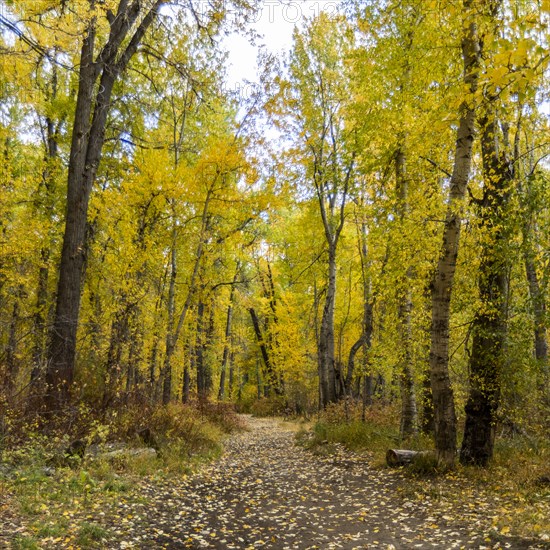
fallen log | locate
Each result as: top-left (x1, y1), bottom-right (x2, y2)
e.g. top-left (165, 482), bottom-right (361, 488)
top-left (386, 449), bottom-right (432, 467)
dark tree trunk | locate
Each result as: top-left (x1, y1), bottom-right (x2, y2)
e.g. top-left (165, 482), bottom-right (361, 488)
top-left (125, 315), bottom-right (142, 395)
top-left (182, 361), bottom-right (190, 404)
top-left (228, 350), bottom-right (235, 398)
top-left (196, 301), bottom-right (209, 401)
top-left (460, 114), bottom-right (512, 466)
top-left (162, 229), bottom-right (178, 405)
top-left (45, 0), bottom-right (164, 411)
top-left (102, 310), bottom-right (128, 408)
top-left (218, 269), bottom-right (238, 400)
top-left (149, 333), bottom-right (160, 400)
top-left (31, 111), bottom-right (60, 388)
top-left (420, 365), bottom-right (435, 435)
top-left (31, 249), bottom-right (50, 385)
top-left (249, 307), bottom-right (281, 395)
top-left (5, 298), bottom-right (20, 397)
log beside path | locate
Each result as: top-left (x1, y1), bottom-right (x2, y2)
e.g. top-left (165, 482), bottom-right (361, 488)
top-left (386, 448), bottom-right (433, 467)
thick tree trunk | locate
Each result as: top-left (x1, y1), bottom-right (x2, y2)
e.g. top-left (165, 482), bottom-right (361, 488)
top-left (429, 0), bottom-right (481, 466)
top-left (45, 22), bottom-right (99, 409)
top-left (45, 0), bottom-right (163, 411)
top-left (460, 114), bottom-right (512, 466)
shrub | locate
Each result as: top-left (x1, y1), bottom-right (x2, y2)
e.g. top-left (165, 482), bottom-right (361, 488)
top-left (250, 396), bottom-right (287, 417)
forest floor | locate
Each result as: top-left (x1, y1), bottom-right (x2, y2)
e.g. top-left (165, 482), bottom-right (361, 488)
top-left (1, 415), bottom-right (549, 549)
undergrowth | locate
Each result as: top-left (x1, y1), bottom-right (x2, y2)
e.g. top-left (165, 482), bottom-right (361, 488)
top-left (298, 398), bottom-right (550, 543)
top-left (0, 401), bottom-right (243, 548)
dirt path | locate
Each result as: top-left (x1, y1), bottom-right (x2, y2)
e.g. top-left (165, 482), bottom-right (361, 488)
top-left (105, 416), bottom-right (545, 549)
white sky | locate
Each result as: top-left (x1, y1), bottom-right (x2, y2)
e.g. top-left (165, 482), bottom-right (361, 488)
top-left (223, 1), bottom-right (342, 86)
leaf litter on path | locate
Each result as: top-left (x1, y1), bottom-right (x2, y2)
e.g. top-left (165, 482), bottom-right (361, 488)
top-left (3, 416), bottom-right (548, 549)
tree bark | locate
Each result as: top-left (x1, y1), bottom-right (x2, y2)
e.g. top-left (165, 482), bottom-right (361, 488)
top-left (45, 0), bottom-right (164, 411)
top-left (5, 297), bottom-right (20, 397)
top-left (521, 172), bottom-right (549, 401)
top-left (196, 300), bottom-right (212, 402)
top-left (345, 219), bottom-right (375, 395)
top-left (319, 246), bottom-right (339, 405)
top-left (162, 227), bottom-right (178, 405)
top-left (395, 147), bottom-right (418, 439)
top-left (249, 307), bottom-right (281, 395)
top-left (460, 114), bottom-right (512, 466)
top-left (429, 0), bottom-right (481, 466)
top-left (218, 270), bottom-right (238, 400)
top-left (161, 190), bottom-right (211, 404)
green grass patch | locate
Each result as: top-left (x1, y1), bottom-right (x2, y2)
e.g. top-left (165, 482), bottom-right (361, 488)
top-left (76, 522), bottom-right (109, 548)
top-left (12, 536), bottom-right (40, 550)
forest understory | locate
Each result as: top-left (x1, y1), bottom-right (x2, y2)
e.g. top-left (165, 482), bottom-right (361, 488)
top-left (1, 408), bottom-right (549, 549)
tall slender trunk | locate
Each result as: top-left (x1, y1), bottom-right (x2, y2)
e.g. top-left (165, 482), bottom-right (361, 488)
top-left (102, 308), bottom-right (129, 408)
top-left (395, 147), bottom-right (418, 439)
top-left (31, 111), bottom-right (60, 387)
top-left (346, 219), bottom-right (374, 394)
top-left (522, 173), bottom-right (549, 401)
top-left (196, 300), bottom-right (207, 401)
top-left (460, 114), bottom-right (512, 466)
top-left (249, 307), bottom-right (281, 395)
top-left (161, 191), bottom-right (211, 404)
top-left (162, 228), bottom-right (178, 405)
top-left (5, 297), bottom-right (20, 397)
top-left (319, 246), bottom-right (339, 404)
top-left (218, 271), bottom-right (238, 400)
top-left (228, 350), bottom-right (235, 398)
top-left (429, 0), bottom-right (481, 466)
top-left (398, 294), bottom-right (417, 439)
